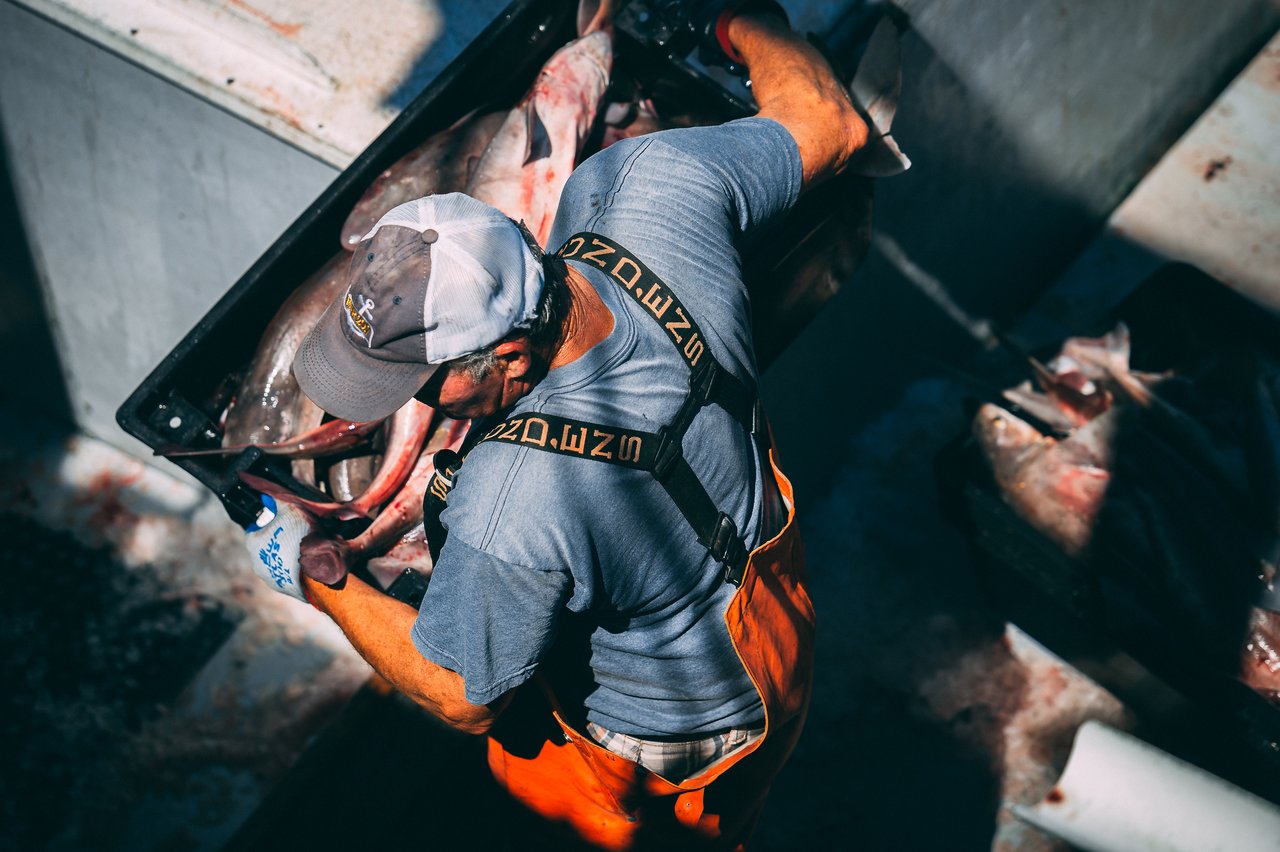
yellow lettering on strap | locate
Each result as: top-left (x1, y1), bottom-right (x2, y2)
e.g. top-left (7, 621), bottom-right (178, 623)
top-left (561, 424), bottom-right (588, 455)
top-left (611, 256), bottom-right (643, 290)
top-left (476, 413), bottom-right (655, 470)
top-left (581, 239), bottom-right (615, 267)
top-left (521, 417), bottom-right (549, 447)
top-left (590, 430), bottom-right (616, 460)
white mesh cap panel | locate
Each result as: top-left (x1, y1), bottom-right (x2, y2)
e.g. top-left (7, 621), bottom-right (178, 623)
top-left (362, 193), bottom-right (544, 363)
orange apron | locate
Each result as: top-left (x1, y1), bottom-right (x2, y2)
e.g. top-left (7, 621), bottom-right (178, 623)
top-left (485, 449), bottom-right (815, 851)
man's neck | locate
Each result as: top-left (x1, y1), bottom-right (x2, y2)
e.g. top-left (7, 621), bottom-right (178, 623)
top-left (548, 266), bottom-right (614, 370)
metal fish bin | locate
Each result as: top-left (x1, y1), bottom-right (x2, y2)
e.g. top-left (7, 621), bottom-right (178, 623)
top-left (115, 0), bottom-right (873, 528)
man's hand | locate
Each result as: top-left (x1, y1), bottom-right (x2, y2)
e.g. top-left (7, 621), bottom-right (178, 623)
top-left (726, 12), bottom-right (870, 188)
top-left (242, 494), bottom-right (313, 603)
top-left (658, 1), bottom-right (789, 74)
top-left (243, 494), bottom-right (509, 733)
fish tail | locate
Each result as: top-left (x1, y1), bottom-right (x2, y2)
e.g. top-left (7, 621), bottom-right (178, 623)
top-left (847, 16), bottom-right (911, 177)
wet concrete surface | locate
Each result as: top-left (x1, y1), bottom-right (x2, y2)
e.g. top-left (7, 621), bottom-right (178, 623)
top-left (0, 409), bottom-right (371, 851)
top-left (0, 512), bottom-right (241, 850)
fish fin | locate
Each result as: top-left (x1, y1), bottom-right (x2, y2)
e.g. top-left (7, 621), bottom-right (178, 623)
top-left (523, 100), bottom-right (553, 165)
top-left (848, 16), bottom-right (911, 177)
top-left (850, 133), bottom-right (911, 177)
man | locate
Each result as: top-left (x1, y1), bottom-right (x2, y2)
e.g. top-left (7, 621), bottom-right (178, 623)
top-left (279, 5), bottom-right (867, 848)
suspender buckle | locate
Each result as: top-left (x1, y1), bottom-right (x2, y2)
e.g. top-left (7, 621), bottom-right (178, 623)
top-left (689, 359), bottom-right (719, 405)
top-left (652, 426), bottom-right (682, 481)
top-left (711, 512), bottom-right (748, 586)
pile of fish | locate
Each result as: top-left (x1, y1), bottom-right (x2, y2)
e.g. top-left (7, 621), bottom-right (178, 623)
top-left (972, 323), bottom-right (1280, 706)
top-left (167, 4), bottom-right (908, 591)
top-left (160, 3), bottom-right (621, 591)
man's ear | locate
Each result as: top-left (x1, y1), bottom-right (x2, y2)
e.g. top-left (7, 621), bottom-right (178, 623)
top-left (493, 338), bottom-right (534, 379)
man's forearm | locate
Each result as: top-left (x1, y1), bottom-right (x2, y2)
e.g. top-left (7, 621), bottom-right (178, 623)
top-left (303, 574), bottom-right (505, 734)
top-left (728, 13), bottom-right (868, 188)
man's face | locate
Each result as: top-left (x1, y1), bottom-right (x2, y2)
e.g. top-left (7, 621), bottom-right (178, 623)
top-left (416, 362), bottom-right (509, 421)
top-left (414, 337), bottom-right (540, 421)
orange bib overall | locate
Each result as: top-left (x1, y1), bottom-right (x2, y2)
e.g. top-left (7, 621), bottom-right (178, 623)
top-left (486, 452), bottom-right (814, 851)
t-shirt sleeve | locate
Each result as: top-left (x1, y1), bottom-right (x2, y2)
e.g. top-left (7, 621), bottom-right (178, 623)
top-left (648, 116), bottom-right (802, 235)
top-left (412, 532), bottom-right (571, 705)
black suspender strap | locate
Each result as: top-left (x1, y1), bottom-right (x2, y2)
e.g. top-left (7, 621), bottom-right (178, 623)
top-left (424, 232), bottom-right (763, 586)
top-left (452, 408), bottom-right (748, 585)
top-left (558, 232), bottom-right (765, 439)
top-left (476, 413), bottom-right (660, 469)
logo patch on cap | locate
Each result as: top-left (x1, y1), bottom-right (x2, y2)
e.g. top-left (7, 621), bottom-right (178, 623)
top-left (344, 291), bottom-right (375, 346)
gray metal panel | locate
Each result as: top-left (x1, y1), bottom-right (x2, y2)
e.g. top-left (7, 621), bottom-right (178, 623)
top-left (0, 0), bottom-right (338, 450)
top-left (11, 0), bottom-right (514, 166)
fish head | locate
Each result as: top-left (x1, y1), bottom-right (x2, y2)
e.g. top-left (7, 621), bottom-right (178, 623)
top-left (975, 403), bottom-right (1112, 555)
top-left (555, 30), bottom-right (613, 89)
top-left (973, 403), bottom-right (1052, 486)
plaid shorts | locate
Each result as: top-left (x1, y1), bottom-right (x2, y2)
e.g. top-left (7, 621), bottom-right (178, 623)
top-left (586, 721), bottom-right (765, 782)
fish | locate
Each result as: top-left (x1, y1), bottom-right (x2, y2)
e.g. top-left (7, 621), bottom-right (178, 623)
top-left (340, 109), bottom-right (507, 250)
top-left (1239, 555), bottom-right (1280, 701)
top-left (974, 327), bottom-right (1280, 708)
top-left (287, 397), bottom-right (329, 486)
top-left (365, 532), bottom-right (433, 590)
top-left (464, 3), bottom-right (613, 245)
top-left (999, 324), bottom-right (1146, 432)
top-left (156, 417), bottom-right (381, 459)
top-left (1000, 381), bottom-right (1080, 436)
top-left (348, 416), bottom-right (466, 554)
top-left (972, 402), bottom-right (1117, 556)
top-left (240, 399), bottom-right (435, 520)
top-left (1035, 323), bottom-right (1174, 422)
top-left (327, 453), bottom-right (382, 503)
top-left (598, 97), bottom-right (676, 149)
top-left (222, 251), bottom-right (349, 448)
top-left (299, 417), bottom-right (468, 584)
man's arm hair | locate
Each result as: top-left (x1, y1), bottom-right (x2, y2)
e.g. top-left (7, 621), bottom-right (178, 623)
top-left (304, 573), bottom-right (513, 734)
top-left (728, 13), bottom-right (868, 189)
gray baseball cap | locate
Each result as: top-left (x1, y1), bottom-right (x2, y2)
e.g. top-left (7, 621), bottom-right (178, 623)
top-left (293, 193), bottom-right (545, 422)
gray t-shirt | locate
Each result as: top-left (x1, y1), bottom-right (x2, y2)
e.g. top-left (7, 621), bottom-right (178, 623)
top-left (412, 117), bottom-right (802, 736)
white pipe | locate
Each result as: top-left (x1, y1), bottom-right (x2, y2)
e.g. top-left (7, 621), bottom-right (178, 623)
top-left (1012, 720), bottom-right (1280, 852)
